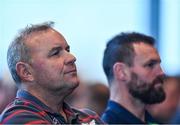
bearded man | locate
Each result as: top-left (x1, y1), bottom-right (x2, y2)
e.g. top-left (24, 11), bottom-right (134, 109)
top-left (101, 32), bottom-right (165, 124)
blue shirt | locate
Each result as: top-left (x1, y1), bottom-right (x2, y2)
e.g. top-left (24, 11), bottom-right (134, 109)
top-left (101, 100), bottom-right (158, 124)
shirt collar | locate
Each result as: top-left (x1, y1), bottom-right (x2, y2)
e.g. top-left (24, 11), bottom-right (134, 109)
top-left (16, 89), bottom-right (53, 112)
top-left (16, 89), bottom-right (79, 123)
top-left (63, 103), bottom-right (79, 123)
top-left (108, 100), bottom-right (157, 124)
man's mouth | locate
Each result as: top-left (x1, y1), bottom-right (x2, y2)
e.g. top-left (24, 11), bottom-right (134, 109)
top-left (154, 76), bottom-right (164, 84)
top-left (154, 82), bottom-right (163, 88)
top-left (64, 69), bottom-right (77, 74)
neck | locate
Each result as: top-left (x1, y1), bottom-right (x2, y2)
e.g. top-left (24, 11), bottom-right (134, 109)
top-left (24, 86), bottom-right (66, 113)
top-left (110, 81), bottom-right (146, 122)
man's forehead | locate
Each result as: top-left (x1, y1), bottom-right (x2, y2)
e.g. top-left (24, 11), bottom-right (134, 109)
top-left (132, 42), bottom-right (161, 63)
top-left (26, 29), bottom-right (67, 48)
top-left (133, 42), bottom-right (156, 53)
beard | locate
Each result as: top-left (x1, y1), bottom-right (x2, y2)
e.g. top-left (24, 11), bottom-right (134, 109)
top-left (127, 72), bottom-right (166, 104)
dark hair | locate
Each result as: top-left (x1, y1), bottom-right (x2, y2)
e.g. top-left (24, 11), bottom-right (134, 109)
top-left (103, 32), bottom-right (155, 83)
top-left (7, 21), bottom-right (54, 85)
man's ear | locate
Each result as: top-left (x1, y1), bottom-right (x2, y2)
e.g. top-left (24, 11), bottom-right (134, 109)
top-left (16, 62), bottom-right (34, 82)
top-left (113, 62), bottom-right (128, 81)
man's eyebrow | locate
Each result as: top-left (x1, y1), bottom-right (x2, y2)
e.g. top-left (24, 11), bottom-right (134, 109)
top-left (48, 46), bottom-right (62, 56)
top-left (144, 58), bottom-right (161, 65)
top-left (149, 58), bottom-right (161, 63)
top-left (50, 46), bottom-right (62, 52)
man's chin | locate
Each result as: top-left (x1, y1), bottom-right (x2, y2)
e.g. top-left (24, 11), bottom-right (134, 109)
top-left (70, 78), bottom-right (80, 89)
top-left (142, 92), bottom-right (166, 104)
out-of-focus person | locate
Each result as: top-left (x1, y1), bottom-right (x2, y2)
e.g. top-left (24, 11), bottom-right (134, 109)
top-left (148, 76), bottom-right (180, 123)
top-left (66, 81), bottom-right (109, 116)
top-left (0, 72), bottom-right (17, 113)
top-left (86, 83), bottom-right (109, 116)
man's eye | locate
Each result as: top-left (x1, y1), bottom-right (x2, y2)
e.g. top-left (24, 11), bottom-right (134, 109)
top-left (52, 50), bottom-right (60, 56)
top-left (146, 62), bottom-right (156, 68)
top-left (148, 63), bottom-right (154, 67)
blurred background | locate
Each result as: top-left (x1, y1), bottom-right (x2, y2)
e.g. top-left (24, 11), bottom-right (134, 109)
top-left (0, 0), bottom-right (180, 84)
top-left (0, 0), bottom-right (180, 122)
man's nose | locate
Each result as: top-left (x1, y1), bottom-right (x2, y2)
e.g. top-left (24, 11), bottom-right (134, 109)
top-left (158, 65), bottom-right (165, 76)
top-left (65, 52), bottom-right (76, 65)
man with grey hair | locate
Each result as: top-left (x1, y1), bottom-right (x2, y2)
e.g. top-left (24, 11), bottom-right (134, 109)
top-left (0, 22), bottom-right (104, 124)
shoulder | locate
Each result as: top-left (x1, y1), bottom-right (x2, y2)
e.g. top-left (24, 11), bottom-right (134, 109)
top-left (0, 98), bottom-right (50, 124)
top-left (1, 98), bottom-right (44, 113)
top-left (101, 101), bottom-right (130, 124)
top-left (101, 106), bottom-right (121, 124)
top-left (72, 108), bottom-right (105, 124)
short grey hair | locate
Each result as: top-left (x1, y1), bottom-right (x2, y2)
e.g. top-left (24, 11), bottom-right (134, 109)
top-left (7, 21), bottom-right (54, 85)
